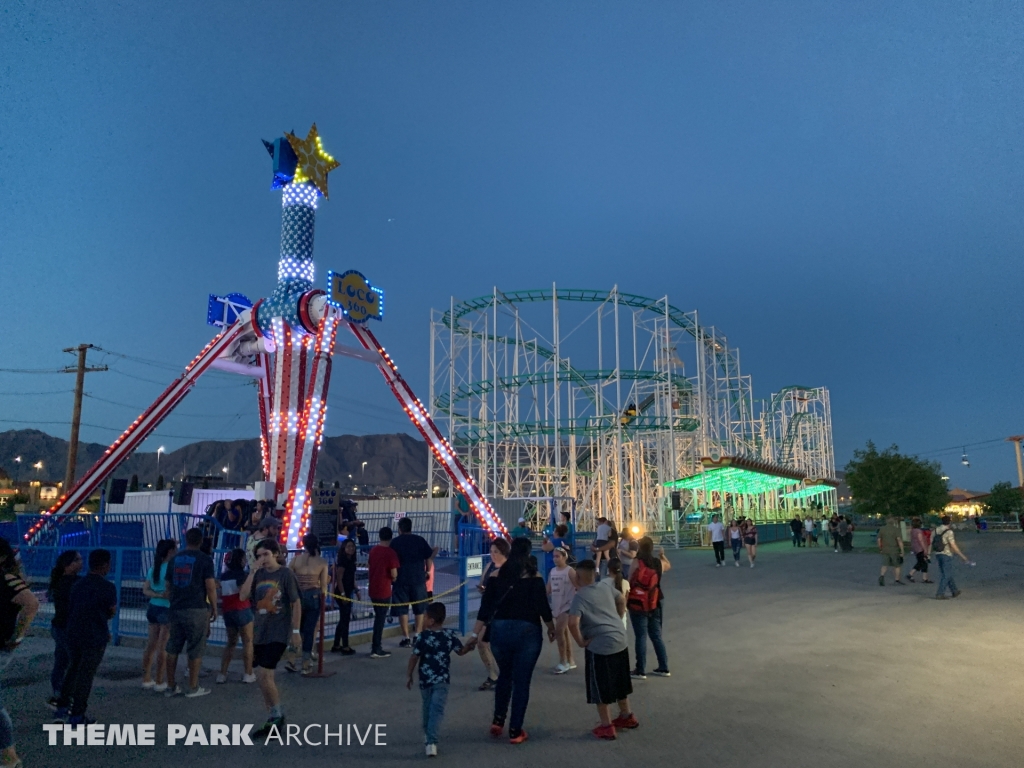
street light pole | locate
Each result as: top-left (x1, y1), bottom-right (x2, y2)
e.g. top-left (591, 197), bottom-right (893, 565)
top-left (223, 466), bottom-right (229, 484)
top-left (157, 446), bottom-right (166, 479)
top-left (13, 457), bottom-right (20, 483)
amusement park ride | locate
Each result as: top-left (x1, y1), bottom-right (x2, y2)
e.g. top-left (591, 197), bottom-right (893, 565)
top-left (33, 125), bottom-right (508, 547)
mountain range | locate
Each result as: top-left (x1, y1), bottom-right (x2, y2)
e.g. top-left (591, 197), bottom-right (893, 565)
top-left (0, 429), bottom-right (428, 491)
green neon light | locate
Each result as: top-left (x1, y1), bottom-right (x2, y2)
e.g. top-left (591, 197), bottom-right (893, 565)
top-left (664, 466), bottom-right (801, 495)
top-left (780, 484), bottom-right (836, 500)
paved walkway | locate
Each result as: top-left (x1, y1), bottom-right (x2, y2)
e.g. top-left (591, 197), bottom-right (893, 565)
top-left (9, 531), bottom-right (1024, 767)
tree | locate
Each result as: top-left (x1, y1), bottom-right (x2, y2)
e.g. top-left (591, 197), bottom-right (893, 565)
top-left (982, 481), bottom-right (1024, 519)
top-left (129, 474), bottom-right (139, 492)
top-left (844, 442), bottom-right (949, 518)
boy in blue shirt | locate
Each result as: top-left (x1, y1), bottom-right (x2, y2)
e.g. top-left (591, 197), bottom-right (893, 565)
top-left (406, 602), bottom-right (477, 757)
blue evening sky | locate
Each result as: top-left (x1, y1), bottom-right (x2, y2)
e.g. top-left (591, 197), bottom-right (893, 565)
top-left (1, 1), bottom-right (1021, 490)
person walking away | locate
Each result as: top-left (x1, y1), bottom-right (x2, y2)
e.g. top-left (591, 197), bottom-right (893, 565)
top-left (0, 537), bottom-right (38, 766)
top-left (616, 528), bottom-right (638, 578)
top-left (47, 550), bottom-right (81, 708)
top-left (627, 537), bottom-right (670, 679)
top-left (592, 517), bottom-right (612, 575)
top-left (475, 538), bottom-right (509, 689)
top-left (53, 549), bottom-right (116, 725)
top-left (877, 517), bottom-right (905, 586)
top-left (828, 516), bottom-right (840, 552)
top-left (367, 526), bottom-right (400, 658)
top-left (406, 602), bottom-right (477, 757)
top-left (240, 539), bottom-right (301, 736)
top-left (471, 537), bottom-right (556, 744)
top-left (218, 548), bottom-right (255, 683)
top-left (707, 514), bottom-right (726, 566)
top-left (390, 517), bottom-right (438, 647)
top-left (741, 518), bottom-right (759, 566)
top-left (330, 538), bottom-right (360, 655)
top-left (289, 534), bottom-right (328, 674)
top-left (906, 517), bottom-right (933, 584)
top-left (789, 515), bottom-right (803, 547)
top-left (141, 539), bottom-right (175, 692)
top-left (568, 559), bottom-right (638, 740)
top-left (727, 519), bottom-right (743, 566)
top-left (164, 527), bottom-right (217, 698)
top-left (932, 515), bottom-right (973, 599)
top-left (547, 545), bottom-right (578, 674)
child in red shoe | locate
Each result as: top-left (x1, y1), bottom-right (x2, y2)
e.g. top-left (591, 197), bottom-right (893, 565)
top-left (568, 559), bottom-right (638, 740)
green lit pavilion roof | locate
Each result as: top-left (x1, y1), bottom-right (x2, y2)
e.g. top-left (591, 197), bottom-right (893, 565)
top-left (664, 466), bottom-right (802, 495)
top-left (781, 484), bottom-right (837, 500)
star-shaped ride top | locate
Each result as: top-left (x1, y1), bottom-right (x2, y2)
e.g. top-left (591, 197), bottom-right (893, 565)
top-left (286, 124), bottom-right (340, 199)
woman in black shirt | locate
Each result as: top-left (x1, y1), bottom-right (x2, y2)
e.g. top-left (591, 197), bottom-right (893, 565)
top-left (330, 539), bottom-right (360, 655)
top-left (472, 537), bottom-right (555, 744)
top-left (47, 550), bottom-right (82, 707)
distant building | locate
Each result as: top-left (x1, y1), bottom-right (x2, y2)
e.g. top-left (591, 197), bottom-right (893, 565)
top-left (944, 488), bottom-right (987, 519)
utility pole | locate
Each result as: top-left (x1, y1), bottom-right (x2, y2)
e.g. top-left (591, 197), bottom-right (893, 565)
top-left (1007, 436), bottom-right (1024, 488)
top-left (62, 345), bottom-right (108, 493)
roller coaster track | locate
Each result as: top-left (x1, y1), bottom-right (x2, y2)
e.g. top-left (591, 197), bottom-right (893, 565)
top-left (452, 414), bottom-right (699, 445)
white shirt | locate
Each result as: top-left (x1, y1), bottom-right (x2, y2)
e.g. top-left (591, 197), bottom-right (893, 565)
top-left (804, 519), bottom-right (815, 532)
top-left (707, 522), bottom-right (725, 543)
top-left (596, 523), bottom-right (611, 541)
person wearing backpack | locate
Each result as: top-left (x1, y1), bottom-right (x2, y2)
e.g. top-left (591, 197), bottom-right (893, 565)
top-left (627, 537), bottom-right (671, 680)
top-left (932, 515), bottom-right (972, 599)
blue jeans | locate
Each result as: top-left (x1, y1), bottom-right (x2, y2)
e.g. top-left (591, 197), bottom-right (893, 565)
top-left (489, 619), bottom-right (543, 733)
top-left (420, 683), bottom-right (449, 745)
top-left (936, 555), bottom-right (959, 596)
top-left (51, 625), bottom-right (72, 696)
top-left (630, 605), bottom-right (669, 674)
top-left (730, 538), bottom-right (742, 561)
top-left (371, 605), bottom-right (389, 654)
top-left (299, 589), bottom-right (322, 657)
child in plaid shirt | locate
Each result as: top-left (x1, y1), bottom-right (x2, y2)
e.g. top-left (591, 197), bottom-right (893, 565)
top-left (406, 602), bottom-right (477, 757)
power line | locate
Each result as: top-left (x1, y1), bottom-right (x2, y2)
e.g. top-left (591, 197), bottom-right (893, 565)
top-left (0, 390), bottom-right (75, 396)
top-left (0, 367), bottom-right (65, 374)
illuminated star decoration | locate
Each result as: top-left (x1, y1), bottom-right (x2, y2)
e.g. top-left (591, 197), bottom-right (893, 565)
top-left (285, 124), bottom-right (340, 199)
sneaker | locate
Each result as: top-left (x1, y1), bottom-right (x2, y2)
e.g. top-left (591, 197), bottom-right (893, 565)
top-left (184, 686), bottom-right (211, 698)
top-left (567, 661), bottom-right (577, 670)
top-left (253, 716), bottom-right (284, 739)
top-left (398, 637), bottom-right (412, 648)
top-left (242, 673), bottom-right (257, 684)
top-left (301, 660), bottom-right (314, 676)
top-left (164, 686), bottom-right (184, 697)
top-left (952, 590), bottom-right (962, 598)
top-left (716, 563), bottom-right (722, 567)
top-left (489, 721), bottom-right (504, 737)
top-left (935, 594), bottom-right (950, 600)
top-left (141, 680), bottom-right (155, 689)
top-left (552, 662), bottom-right (570, 675)
top-left (68, 714), bottom-right (97, 726)
top-left (330, 645), bottom-right (344, 654)
top-left (46, 696), bottom-right (59, 711)
top-left (612, 713), bottom-right (639, 729)
top-left (152, 683), bottom-right (168, 693)
top-left (894, 581), bottom-right (905, 586)
top-left (478, 678), bottom-right (497, 691)
top-left (215, 673), bottom-right (228, 684)
top-left (734, 561), bottom-right (739, 567)
top-left (630, 669), bottom-right (647, 680)
top-left (509, 729), bottom-right (529, 744)
top-left (906, 574), bottom-right (916, 583)
top-left (651, 669), bottom-right (671, 677)
top-left (340, 647), bottom-right (356, 656)
top-left (284, 660), bottom-right (301, 673)
top-left (52, 708), bottom-right (69, 724)
top-left (750, 562), bottom-right (754, 568)
top-left (369, 650), bottom-right (391, 659)
top-left (425, 744), bottom-right (437, 757)
top-left (879, 576), bottom-right (885, 586)
top-left (592, 723), bottom-right (616, 740)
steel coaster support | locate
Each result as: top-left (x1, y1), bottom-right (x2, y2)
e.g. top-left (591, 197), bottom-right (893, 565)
top-left (281, 309), bottom-right (340, 549)
top-left (256, 352), bottom-right (273, 479)
top-left (29, 322), bottom-right (247, 543)
top-left (347, 323), bottom-right (508, 539)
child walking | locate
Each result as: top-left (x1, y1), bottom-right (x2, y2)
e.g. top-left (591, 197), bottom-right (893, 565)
top-left (406, 602), bottom-right (477, 757)
top-left (547, 545), bottom-right (578, 674)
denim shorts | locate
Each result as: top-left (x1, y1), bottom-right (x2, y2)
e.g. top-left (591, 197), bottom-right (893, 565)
top-left (146, 604), bottom-right (170, 625)
top-left (223, 608), bottom-right (254, 630)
